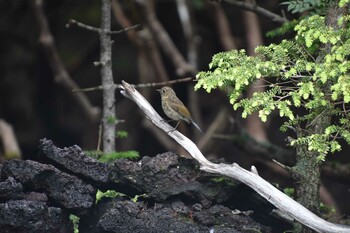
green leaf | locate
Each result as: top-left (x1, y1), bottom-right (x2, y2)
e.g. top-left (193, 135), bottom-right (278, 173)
top-left (70, 215), bottom-right (80, 233)
top-left (96, 190), bottom-right (125, 203)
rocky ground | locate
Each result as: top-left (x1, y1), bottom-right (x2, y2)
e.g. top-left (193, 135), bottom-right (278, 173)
top-left (0, 139), bottom-right (291, 233)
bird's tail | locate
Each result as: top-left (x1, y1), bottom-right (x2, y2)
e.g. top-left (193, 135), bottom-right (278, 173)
top-left (191, 120), bottom-right (203, 133)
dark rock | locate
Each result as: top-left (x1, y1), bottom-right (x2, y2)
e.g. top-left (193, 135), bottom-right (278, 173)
top-left (0, 175), bottom-right (49, 202)
top-left (194, 204), bottom-right (269, 231)
top-left (109, 152), bottom-right (238, 206)
top-left (39, 138), bottom-right (111, 187)
top-left (0, 177), bottom-right (23, 200)
top-left (1, 159), bottom-right (96, 215)
top-left (23, 192), bottom-right (48, 202)
top-left (0, 200), bottom-right (73, 233)
top-left (79, 198), bottom-right (272, 233)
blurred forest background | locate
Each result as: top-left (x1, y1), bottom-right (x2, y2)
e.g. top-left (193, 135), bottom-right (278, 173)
top-left (0, 0), bottom-right (349, 218)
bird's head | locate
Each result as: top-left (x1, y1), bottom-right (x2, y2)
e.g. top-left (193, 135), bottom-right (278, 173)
top-left (156, 87), bottom-right (176, 98)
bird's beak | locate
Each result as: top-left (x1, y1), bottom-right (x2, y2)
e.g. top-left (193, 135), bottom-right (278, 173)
top-left (156, 89), bottom-right (161, 92)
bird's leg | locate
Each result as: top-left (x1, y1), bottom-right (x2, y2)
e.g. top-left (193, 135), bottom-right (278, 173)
top-left (174, 121), bottom-right (180, 130)
top-left (165, 121), bottom-right (180, 133)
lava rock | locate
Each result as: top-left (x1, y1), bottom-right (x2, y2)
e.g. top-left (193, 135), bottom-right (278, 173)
top-left (0, 175), bottom-right (48, 203)
top-left (109, 152), bottom-right (237, 206)
top-left (0, 177), bottom-right (23, 200)
top-left (79, 198), bottom-right (272, 233)
top-left (1, 159), bottom-right (96, 215)
top-left (0, 200), bottom-right (73, 233)
top-left (39, 138), bottom-right (111, 187)
top-left (193, 204), bottom-right (271, 232)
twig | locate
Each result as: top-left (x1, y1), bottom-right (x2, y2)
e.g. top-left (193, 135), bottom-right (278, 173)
top-left (66, 19), bottom-right (141, 35)
top-left (120, 80), bottom-right (350, 233)
top-left (72, 77), bottom-right (194, 93)
top-left (219, 0), bottom-right (288, 24)
top-left (97, 123), bottom-right (102, 152)
top-left (272, 159), bottom-right (287, 169)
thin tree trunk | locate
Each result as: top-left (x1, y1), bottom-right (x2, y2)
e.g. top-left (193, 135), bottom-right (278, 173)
top-left (100, 0), bottom-right (115, 153)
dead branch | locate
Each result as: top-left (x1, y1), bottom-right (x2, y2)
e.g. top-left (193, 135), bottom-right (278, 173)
top-left (219, 0), bottom-right (288, 24)
top-left (31, 0), bottom-right (100, 122)
top-left (66, 19), bottom-right (141, 35)
top-left (72, 77), bottom-right (194, 93)
top-left (120, 80), bottom-right (350, 233)
top-left (138, 0), bottom-right (195, 76)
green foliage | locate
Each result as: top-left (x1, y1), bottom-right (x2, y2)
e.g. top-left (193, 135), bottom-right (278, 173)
top-left (95, 190), bottom-right (148, 204)
top-left (210, 176), bottom-right (237, 186)
top-left (85, 150), bottom-right (140, 163)
top-left (107, 115), bottom-right (118, 124)
top-left (131, 194), bottom-right (148, 203)
top-left (96, 189), bottom-right (125, 203)
top-left (320, 202), bottom-right (336, 215)
top-left (266, 19), bottom-right (299, 38)
top-left (281, 0), bottom-right (331, 15)
top-left (116, 130), bottom-right (128, 139)
top-left (196, 13), bottom-right (350, 160)
top-left (69, 214), bottom-right (80, 233)
top-left (283, 187), bottom-right (295, 197)
top-left (340, 0), bottom-right (350, 7)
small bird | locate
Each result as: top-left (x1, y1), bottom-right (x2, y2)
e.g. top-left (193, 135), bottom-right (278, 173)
top-left (157, 86), bottom-right (202, 133)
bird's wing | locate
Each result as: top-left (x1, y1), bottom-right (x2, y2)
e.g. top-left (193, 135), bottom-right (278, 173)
top-left (168, 101), bottom-right (191, 118)
top-left (169, 101), bottom-right (202, 132)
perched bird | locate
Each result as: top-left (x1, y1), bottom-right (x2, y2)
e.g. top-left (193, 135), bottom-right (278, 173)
top-left (157, 86), bottom-right (202, 133)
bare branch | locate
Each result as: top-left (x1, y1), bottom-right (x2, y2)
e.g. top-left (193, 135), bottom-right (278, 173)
top-left (272, 159), bottom-right (287, 169)
top-left (66, 19), bottom-right (101, 33)
top-left (66, 19), bottom-right (141, 35)
top-left (219, 0), bottom-right (288, 24)
top-left (72, 77), bottom-right (194, 93)
top-left (31, 0), bottom-right (100, 122)
top-left (138, 0), bottom-right (195, 76)
top-left (120, 80), bottom-right (350, 233)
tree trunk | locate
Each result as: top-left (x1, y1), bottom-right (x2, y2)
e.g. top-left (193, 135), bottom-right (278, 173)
top-left (290, 2), bottom-right (346, 232)
top-left (100, 0), bottom-right (116, 153)
top-left (291, 113), bottom-right (331, 232)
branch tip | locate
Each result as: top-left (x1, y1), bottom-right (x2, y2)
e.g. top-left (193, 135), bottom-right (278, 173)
top-left (251, 166), bottom-right (259, 175)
